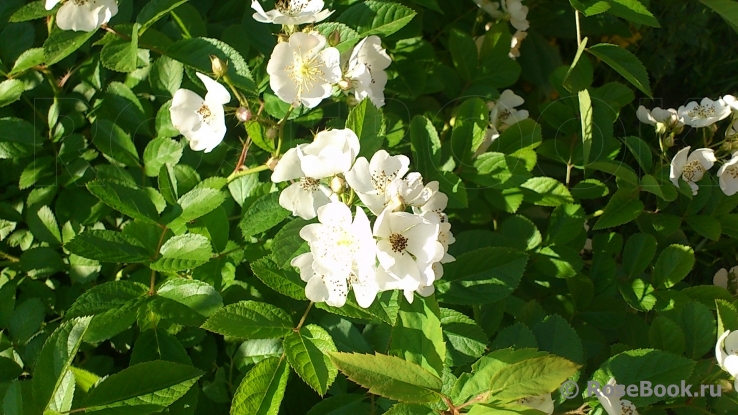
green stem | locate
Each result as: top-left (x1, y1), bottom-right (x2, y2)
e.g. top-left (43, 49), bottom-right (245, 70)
top-left (0, 249), bottom-right (19, 262)
top-left (226, 164), bottom-right (270, 183)
top-left (294, 302), bottom-right (314, 332)
top-left (276, 106), bottom-right (295, 157)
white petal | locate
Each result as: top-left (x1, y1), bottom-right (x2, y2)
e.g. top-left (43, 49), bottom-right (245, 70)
top-left (725, 331), bottom-right (738, 355)
top-left (46, 0), bottom-right (61, 10)
top-left (717, 330), bottom-right (731, 370)
top-left (305, 276), bottom-right (330, 303)
top-left (669, 146), bottom-right (691, 186)
top-left (687, 148), bottom-right (716, 170)
top-left (56, 2), bottom-right (100, 32)
top-left (291, 253), bottom-right (314, 282)
top-left (271, 147), bottom-right (304, 182)
top-left (197, 73), bottom-right (231, 105)
top-left (715, 268), bottom-right (729, 289)
top-left (170, 89), bottom-right (204, 135)
top-left (345, 157), bottom-right (375, 193)
top-left (316, 202), bottom-right (352, 226)
top-left (636, 106), bottom-right (657, 125)
top-left (724, 355), bottom-right (738, 377)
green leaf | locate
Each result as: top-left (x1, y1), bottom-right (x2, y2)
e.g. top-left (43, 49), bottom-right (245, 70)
top-left (329, 352), bottom-right (442, 404)
top-left (144, 137), bottom-right (183, 177)
top-left (130, 328), bottom-right (192, 365)
top-left (587, 43), bottom-right (652, 97)
top-left (202, 301), bottom-right (293, 339)
top-left (170, 187), bottom-right (227, 225)
top-left (520, 177), bottom-right (574, 207)
top-left (685, 215), bottom-right (722, 241)
top-left (271, 219), bottom-right (310, 269)
top-left (717, 299), bottom-right (738, 337)
top-left (251, 257), bottom-right (307, 301)
top-left (436, 247), bottom-right (528, 305)
top-left (592, 349), bottom-right (695, 406)
top-left (623, 135), bottom-right (653, 173)
top-left (86, 297), bottom-right (147, 343)
top-left (87, 180), bottom-right (159, 223)
top-left (9, 1), bottom-right (56, 22)
top-left (136, 0), bottom-right (188, 34)
top-left (440, 309), bottom-right (487, 367)
top-left (43, 28), bottom-right (96, 65)
top-left (491, 323), bottom-right (538, 350)
top-left (648, 316), bottom-right (685, 355)
top-left (578, 89), bottom-right (593, 166)
top-left (449, 29), bottom-right (478, 81)
top-left (150, 56), bottom-right (184, 97)
top-left (157, 278), bottom-right (223, 317)
top-left (26, 205), bottom-right (61, 246)
top-left (570, 0), bottom-right (611, 16)
top-left (587, 160), bottom-right (639, 187)
top-left (101, 28), bottom-right (140, 73)
top-left (606, 0), bottom-right (660, 27)
top-left (9, 298), bottom-right (45, 345)
top-left (701, 0), bottom-right (738, 34)
top-left (33, 317), bottom-right (91, 413)
top-left (8, 47), bottom-right (45, 77)
top-left (490, 119), bottom-right (543, 154)
top-left (0, 79), bottom-right (24, 108)
top-left (314, 22), bottom-right (361, 53)
top-left (532, 315), bottom-right (584, 364)
top-left (451, 98), bottom-right (488, 166)
top-left (67, 281), bottom-right (148, 318)
top-left (231, 357), bottom-right (290, 415)
top-left (622, 233), bottom-right (657, 278)
top-left (563, 37), bottom-right (591, 92)
top-left (544, 204), bottom-right (586, 246)
top-left (82, 361), bottom-right (203, 414)
top-left (92, 119), bottom-right (141, 168)
top-left (384, 404), bottom-right (439, 415)
top-left (652, 244), bottom-right (695, 288)
top-left (677, 302), bottom-right (716, 359)
top-left (305, 394), bottom-right (371, 415)
top-left (166, 37), bottom-right (256, 94)
top-left (337, 1), bottom-right (417, 37)
top-left (390, 296), bottom-right (446, 378)
top-left (66, 230), bottom-right (152, 263)
top-left (284, 324), bottom-right (338, 396)
top-left (316, 290), bottom-right (400, 326)
top-left (489, 354), bottom-right (580, 401)
top-left (240, 192), bottom-right (290, 239)
top-left (150, 234), bottom-right (213, 272)
top-left (593, 188), bottom-right (643, 230)
top-left (457, 349), bottom-right (547, 403)
top-left (347, 99), bottom-right (386, 158)
top-left (640, 174), bottom-right (665, 199)
top-left (410, 116), bottom-right (441, 176)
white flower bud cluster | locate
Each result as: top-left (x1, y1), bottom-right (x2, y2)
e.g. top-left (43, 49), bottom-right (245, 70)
top-left (271, 128), bottom-right (455, 308)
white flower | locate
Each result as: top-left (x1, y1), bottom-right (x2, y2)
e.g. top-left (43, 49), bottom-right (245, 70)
top-left (714, 267), bottom-right (738, 290)
top-left (272, 129), bottom-right (360, 220)
top-left (716, 330), bottom-right (738, 391)
top-left (489, 89), bottom-right (529, 131)
top-left (251, 0), bottom-right (333, 25)
top-left (593, 378), bottom-right (639, 415)
top-left (718, 152), bottom-right (738, 196)
top-left (669, 146), bottom-right (716, 195)
top-left (636, 106), bottom-right (684, 133)
top-left (517, 394), bottom-right (554, 415)
top-left (46, 0), bottom-right (118, 32)
top-left (170, 73), bottom-right (231, 153)
top-left (503, 0), bottom-right (529, 31)
top-left (342, 36), bottom-right (392, 108)
top-left (373, 209), bottom-right (444, 302)
top-left (728, 120), bottom-right (738, 138)
top-left (678, 97), bottom-right (731, 128)
top-left (509, 30), bottom-right (527, 59)
top-left (473, 0), bottom-right (503, 18)
top-left (267, 32), bottom-right (341, 108)
top-left (345, 150), bottom-right (410, 215)
top-left (473, 126), bottom-right (501, 158)
top-left (723, 94), bottom-right (738, 111)
top-left (292, 203), bottom-right (377, 307)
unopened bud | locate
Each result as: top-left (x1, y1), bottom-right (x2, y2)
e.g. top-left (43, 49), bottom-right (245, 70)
top-left (267, 157), bottom-right (279, 171)
top-left (655, 122), bottom-right (668, 136)
top-left (236, 107), bottom-right (252, 122)
top-left (662, 134), bottom-right (675, 149)
top-left (266, 128), bottom-right (278, 140)
top-left (210, 55), bottom-right (228, 78)
top-left (330, 176), bottom-right (346, 194)
top-left (337, 79), bottom-right (351, 90)
top-left (328, 29), bottom-right (341, 47)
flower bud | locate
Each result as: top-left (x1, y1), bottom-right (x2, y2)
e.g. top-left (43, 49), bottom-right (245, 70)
top-left (266, 127), bottom-right (278, 140)
top-left (210, 55), bottom-right (228, 78)
top-left (337, 79), bottom-right (351, 90)
top-left (327, 29), bottom-right (341, 47)
top-left (662, 134), bottom-right (675, 149)
top-left (236, 107), bottom-right (252, 122)
top-left (330, 176), bottom-right (346, 194)
top-left (267, 157), bottom-right (279, 171)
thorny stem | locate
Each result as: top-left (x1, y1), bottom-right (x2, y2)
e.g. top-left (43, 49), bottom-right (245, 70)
top-left (561, 403), bottom-right (589, 415)
top-left (222, 74), bottom-right (248, 107)
top-left (294, 302), bottom-right (314, 332)
top-left (231, 136), bottom-right (252, 175)
top-left (0, 250), bottom-right (19, 262)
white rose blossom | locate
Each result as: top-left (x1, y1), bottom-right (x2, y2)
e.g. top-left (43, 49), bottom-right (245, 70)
top-left (716, 330), bottom-right (738, 391)
top-left (170, 73), bottom-right (231, 153)
top-left (509, 30), bottom-right (527, 59)
top-left (251, 0), bottom-right (333, 25)
top-left (677, 97), bottom-right (731, 128)
top-left (593, 378), bottom-right (639, 415)
top-left (714, 266), bottom-right (738, 291)
top-left (669, 146), bottom-right (716, 195)
top-left (45, 0), bottom-right (118, 32)
top-left (346, 150), bottom-right (411, 215)
top-left (341, 36), bottom-right (392, 108)
top-left (718, 152), bottom-right (738, 196)
top-left (727, 119), bottom-right (738, 138)
top-left (267, 32), bottom-right (341, 108)
top-left (473, 0), bottom-right (503, 17)
top-left (292, 202), bottom-right (378, 308)
top-left (475, 90), bottom-right (528, 157)
top-left (473, 0), bottom-right (529, 31)
top-left (636, 105), bottom-right (684, 133)
top-left (271, 128), bottom-right (360, 220)
top-left (517, 394), bottom-right (554, 415)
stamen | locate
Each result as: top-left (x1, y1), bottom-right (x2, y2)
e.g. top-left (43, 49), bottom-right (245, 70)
top-left (389, 233), bottom-right (408, 253)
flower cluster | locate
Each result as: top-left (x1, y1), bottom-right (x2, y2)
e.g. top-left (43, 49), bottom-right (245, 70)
top-left (272, 128), bottom-right (454, 307)
top-left (473, 0), bottom-right (530, 59)
top-left (45, 0), bottom-right (118, 32)
top-left (475, 89), bottom-right (530, 157)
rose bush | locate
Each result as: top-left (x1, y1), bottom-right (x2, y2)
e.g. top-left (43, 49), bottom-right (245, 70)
top-left (3, 0), bottom-right (738, 414)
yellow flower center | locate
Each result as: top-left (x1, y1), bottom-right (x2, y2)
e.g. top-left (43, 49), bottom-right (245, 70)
top-left (197, 103), bottom-right (215, 125)
top-left (299, 177), bottom-right (320, 192)
top-left (285, 48), bottom-right (325, 100)
top-left (681, 160), bottom-right (705, 182)
top-left (688, 104), bottom-right (717, 119)
top-left (389, 233), bottom-right (408, 253)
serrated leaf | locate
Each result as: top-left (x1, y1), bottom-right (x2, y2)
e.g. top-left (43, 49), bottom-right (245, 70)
top-left (144, 137), bottom-right (183, 177)
top-left (390, 296), bottom-right (446, 378)
top-left (169, 187), bottom-right (227, 228)
top-left (717, 299), bottom-right (738, 338)
top-left (458, 349), bottom-right (547, 403)
top-left (623, 135), bottom-right (653, 173)
top-left (272, 219), bottom-right (311, 268)
top-left (489, 354), bottom-right (580, 401)
top-left (532, 315), bottom-right (584, 364)
top-left (329, 352), bottom-right (442, 403)
top-left (240, 192), bottom-right (290, 239)
top-left (685, 215), bottom-right (722, 241)
top-left (520, 177), bottom-right (574, 207)
top-left (157, 278), bottom-right (223, 317)
top-left (0, 79), bottom-right (24, 108)
top-left (337, 1), bottom-right (417, 37)
top-left (587, 43), bottom-right (652, 97)
top-left (652, 244), bottom-right (694, 288)
top-left (9, 298), bottom-right (45, 345)
top-left (284, 324), bottom-right (338, 396)
top-left (315, 22), bottom-right (361, 53)
top-left (251, 257), bottom-right (308, 301)
top-left (648, 316), bottom-right (685, 355)
top-left (622, 233), bottom-right (656, 278)
top-left (606, 0), bottom-right (660, 27)
top-left (10, 1), bottom-right (56, 22)
top-left (449, 29), bottom-right (478, 81)
top-left (578, 89), bottom-right (593, 165)
top-left (593, 188), bottom-right (643, 230)
top-left (101, 28), bottom-right (140, 73)
top-left (136, 0), bottom-right (188, 33)
top-left (451, 98), bottom-right (487, 167)
top-left (347, 98), bottom-right (386, 158)
top-left (87, 180), bottom-right (159, 223)
top-left (81, 361), bottom-right (203, 414)
top-left (440, 309), bottom-right (487, 367)
top-left (66, 230), bottom-right (152, 263)
top-left (150, 56), bottom-right (184, 97)
top-left (489, 119), bottom-right (542, 154)
top-left (43, 28), bottom-right (96, 66)
top-left (130, 328), bottom-right (192, 365)
top-left (67, 281), bottom-right (148, 318)
top-left (8, 47), bottom-right (45, 77)
top-left (202, 301), bottom-right (293, 339)
top-left (150, 234), bottom-right (212, 272)
top-left (231, 357), bottom-right (289, 415)
top-left (677, 302), bottom-right (715, 359)
top-left (409, 116), bottom-right (441, 176)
